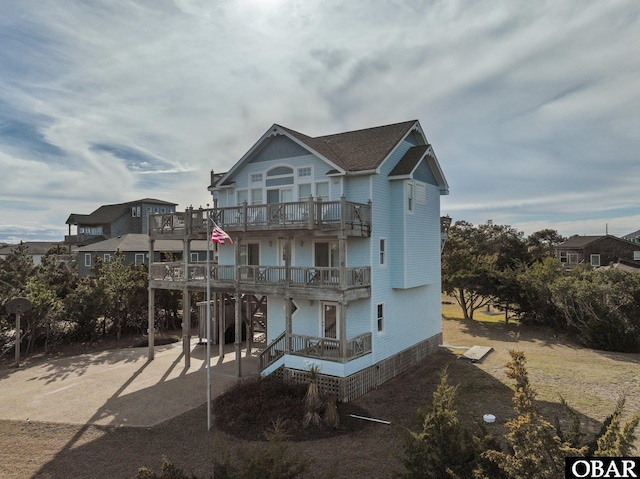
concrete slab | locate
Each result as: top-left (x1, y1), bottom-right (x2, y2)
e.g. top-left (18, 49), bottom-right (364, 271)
top-left (0, 340), bottom-right (260, 427)
top-left (461, 345), bottom-right (493, 362)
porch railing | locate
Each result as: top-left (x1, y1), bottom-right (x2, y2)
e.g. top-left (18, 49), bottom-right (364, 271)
top-left (259, 332), bottom-right (286, 371)
top-left (289, 332), bottom-right (372, 362)
top-left (150, 263), bottom-right (370, 289)
top-left (259, 332), bottom-right (372, 371)
top-left (149, 198), bottom-right (371, 236)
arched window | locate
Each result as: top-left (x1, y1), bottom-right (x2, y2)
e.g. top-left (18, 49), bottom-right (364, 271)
top-left (266, 166), bottom-right (294, 187)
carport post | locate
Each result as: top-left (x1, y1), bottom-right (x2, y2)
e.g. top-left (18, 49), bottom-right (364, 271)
top-left (148, 238), bottom-right (155, 361)
top-left (235, 293), bottom-right (241, 377)
top-left (15, 312), bottom-right (21, 367)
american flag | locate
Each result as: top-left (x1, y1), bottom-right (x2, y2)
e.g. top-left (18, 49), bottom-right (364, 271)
top-left (211, 225), bottom-right (233, 245)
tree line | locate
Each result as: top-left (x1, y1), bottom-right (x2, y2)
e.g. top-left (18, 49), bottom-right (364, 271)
top-left (442, 220), bottom-right (640, 353)
top-left (0, 244), bottom-right (181, 359)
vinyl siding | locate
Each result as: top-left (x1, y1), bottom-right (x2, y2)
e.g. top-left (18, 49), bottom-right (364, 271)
top-left (344, 175), bottom-right (371, 204)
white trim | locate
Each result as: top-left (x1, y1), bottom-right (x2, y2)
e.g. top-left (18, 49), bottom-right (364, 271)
top-left (84, 253), bottom-right (91, 267)
top-left (374, 121), bottom-right (420, 175)
top-left (214, 125), bottom-right (346, 189)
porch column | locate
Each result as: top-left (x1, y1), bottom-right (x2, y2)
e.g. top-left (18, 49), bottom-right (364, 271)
top-left (212, 291), bottom-right (217, 346)
top-left (147, 238), bottom-right (155, 360)
top-left (284, 238), bottom-right (292, 285)
top-left (182, 289), bottom-right (191, 368)
top-left (339, 300), bottom-right (347, 362)
top-left (245, 295), bottom-right (252, 357)
top-left (285, 297), bottom-right (292, 353)
top-left (183, 239), bottom-right (191, 368)
top-left (339, 233), bottom-right (347, 289)
top-left (218, 292), bottom-right (225, 358)
top-left (234, 293), bottom-right (242, 377)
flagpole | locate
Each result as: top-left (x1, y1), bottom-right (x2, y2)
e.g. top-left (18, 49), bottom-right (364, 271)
top-left (206, 206), bottom-right (212, 431)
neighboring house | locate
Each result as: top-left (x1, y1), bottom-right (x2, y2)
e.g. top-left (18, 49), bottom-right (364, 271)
top-left (147, 119), bottom-right (449, 401)
top-left (555, 235), bottom-right (640, 269)
top-left (75, 234), bottom-right (211, 277)
top-left (0, 241), bottom-right (70, 266)
top-left (622, 229), bottom-right (640, 244)
top-left (65, 199), bottom-right (178, 248)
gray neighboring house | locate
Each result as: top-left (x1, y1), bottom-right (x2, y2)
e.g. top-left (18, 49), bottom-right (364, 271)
top-left (0, 241), bottom-right (70, 266)
top-left (75, 234), bottom-right (212, 277)
top-left (622, 229), bottom-right (640, 244)
top-left (555, 235), bottom-right (640, 269)
top-left (65, 199), bottom-right (178, 249)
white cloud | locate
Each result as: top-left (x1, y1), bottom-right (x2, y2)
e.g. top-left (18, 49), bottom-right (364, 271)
top-left (0, 0), bottom-right (639, 242)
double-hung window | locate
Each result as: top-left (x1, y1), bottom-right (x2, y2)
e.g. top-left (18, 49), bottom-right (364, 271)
top-left (379, 238), bottom-right (386, 266)
top-left (407, 182), bottom-right (414, 213)
top-left (315, 182), bottom-right (329, 201)
top-left (377, 303), bottom-right (384, 333)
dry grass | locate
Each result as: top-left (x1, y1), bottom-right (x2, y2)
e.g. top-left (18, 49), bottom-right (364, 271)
top-left (1, 308), bottom-right (639, 479)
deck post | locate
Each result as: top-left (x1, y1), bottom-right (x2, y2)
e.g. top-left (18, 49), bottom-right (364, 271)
top-left (285, 297), bottom-right (292, 353)
top-left (308, 196), bottom-right (314, 230)
top-left (234, 293), bottom-right (242, 377)
top-left (340, 195), bottom-right (347, 231)
top-left (218, 293), bottom-right (225, 358)
top-left (183, 239), bottom-right (191, 368)
top-left (339, 234), bottom-right (347, 289)
top-left (242, 201), bottom-right (248, 232)
top-left (285, 238), bottom-right (291, 285)
top-left (245, 295), bottom-right (252, 357)
top-left (339, 300), bottom-right (347, 362)
top-left (185, 206), bottom-right (192, 235)
top-left (147, 238), bottom-right (155, 360)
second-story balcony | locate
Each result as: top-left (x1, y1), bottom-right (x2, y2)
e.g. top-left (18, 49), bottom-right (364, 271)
top-left (149, 262), bottom-right (371, 301)
top-left (149, 197), bottom-right (371, 239)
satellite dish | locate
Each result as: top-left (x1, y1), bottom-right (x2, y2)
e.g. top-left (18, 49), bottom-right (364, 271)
top-left (6, 297), bottom-right (32, 314)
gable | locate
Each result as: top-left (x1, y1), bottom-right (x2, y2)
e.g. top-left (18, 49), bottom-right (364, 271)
top-left (413, 158), bottom-right (438, 186)
top-left (249, 135), bottom-right (310, 163)
top-left (387, 144), bottom-right (448, 193)
top-left (214, 120), bottom-right (448, 192)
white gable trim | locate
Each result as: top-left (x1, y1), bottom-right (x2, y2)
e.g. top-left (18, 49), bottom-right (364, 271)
top-left (387, 144), bottom-right (449, 195)
top-left (375, 120), bottom-right (421, 175)
top-left (213, 125), bottom-right (346, 190)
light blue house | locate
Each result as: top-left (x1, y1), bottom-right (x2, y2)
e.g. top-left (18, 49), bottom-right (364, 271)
top-left (148, 120), bottom-right (449, 400)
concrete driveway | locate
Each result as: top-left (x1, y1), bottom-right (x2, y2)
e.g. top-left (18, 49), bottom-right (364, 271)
top-left (0, 340), bottom-right (259, 427)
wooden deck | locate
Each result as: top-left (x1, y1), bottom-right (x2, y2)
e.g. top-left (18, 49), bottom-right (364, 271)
top-left (149, 199), bottom-right (371, 240)
top-left (149, 262), bottom-right (371, 300)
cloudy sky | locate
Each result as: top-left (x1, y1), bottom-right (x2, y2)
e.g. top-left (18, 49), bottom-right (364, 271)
top-left (1, 0), bottom-right (639, 243)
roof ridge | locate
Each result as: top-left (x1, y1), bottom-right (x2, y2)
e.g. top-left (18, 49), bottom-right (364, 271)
top-left (313, 119), bottom-right (417, 140)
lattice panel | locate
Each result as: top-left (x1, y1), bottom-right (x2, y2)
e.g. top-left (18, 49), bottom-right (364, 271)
top-left (273, 332), bottom-right (443, 402)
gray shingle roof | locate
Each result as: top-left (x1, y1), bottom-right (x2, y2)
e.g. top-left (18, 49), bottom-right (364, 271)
top-left (74, 234), bottom-right (208, 252)
top-left (278, 120), bottom-right (418, 172)
top-left (556, 236), bottom-right (606, 248)
top-left (66, 198), bottom-right (177, 225)
top-left (388, 145), bottom-right (430, 177)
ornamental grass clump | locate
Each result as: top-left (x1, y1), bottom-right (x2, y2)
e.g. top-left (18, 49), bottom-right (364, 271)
top-left (302, 364), bottom-right (322, 429)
